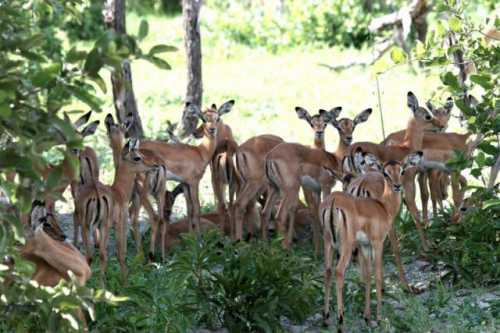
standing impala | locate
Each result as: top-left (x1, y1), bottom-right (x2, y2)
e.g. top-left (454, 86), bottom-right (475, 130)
top-left (140, 100), bottom-right (235, 233)
top-left (347, 92), bottom-right (436, 250)
top-left (262, 106), bottom-right (372, 253)
top-left (320, 151), bottom-right (423, 330)
top-left (74, 137), bottom-right (157, 283)
top-left (184, 104), bottom-right (239, 232)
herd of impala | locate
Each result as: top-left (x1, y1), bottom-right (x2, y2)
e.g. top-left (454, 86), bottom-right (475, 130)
top-left (13, 90), bottom-right (481, 331)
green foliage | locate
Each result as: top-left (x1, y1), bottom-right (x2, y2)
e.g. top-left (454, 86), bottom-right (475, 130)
top-left (205, 0), bottom-right (405, 52)
top-left (64, 0), bottom-right (106, 41)
top-left (0, 252), bottom-right (125, 332)
top-left (0, 0), bottom-right (174, 330)
top-left (169, 230), bottom-right (321, 332)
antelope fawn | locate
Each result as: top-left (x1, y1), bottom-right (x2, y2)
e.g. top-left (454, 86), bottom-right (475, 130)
top-left (320, 151), bottom-right (423, 330)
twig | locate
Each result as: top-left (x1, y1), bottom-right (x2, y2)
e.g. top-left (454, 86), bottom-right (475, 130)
top-left (375, 75), bottom-right (386, 140)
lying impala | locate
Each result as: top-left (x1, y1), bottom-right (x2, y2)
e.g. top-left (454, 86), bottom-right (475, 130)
top-left (320, 151), bottom-right (423, 330)
top-left (262, 106), bottom-right (372, 253)
top-left (23, 201), bottom-right (91, 287)
top-left (74, 137), bottom-right (157, 283)
top-left (140, 100), bottom-right (235, 234)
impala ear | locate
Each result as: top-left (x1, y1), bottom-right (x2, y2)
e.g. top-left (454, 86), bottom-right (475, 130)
top-left (407, 91), bottom-right (419, 112)
top-left (353, 108), bottom-right (372, 126)
top-left (81, 120), bottom-right (100, 137)
top-left (74, 111), bottom-right (92, 129)
top-left (318, 109), bottom-right (332, 122)
top-left (342, 155), bottom-right (354, 174)
top-left (444, 97), bottom-right (454, 113)
top-left (321, 166), bottom-right (336, 178)
top-left (185, 102), bottom-right (205, 122)
top-left (295, 107), bottom-right (312, 123)
top-left (426, 100), bottom-right (435, 113)
top-left (105, 113), bottom-right (115, 132)
top-left (403, 151), bottom-right (423, 169)
top-left (218, 100), bottom-right (235, 116)
top-left (329, 106), bottom-right (342, 120)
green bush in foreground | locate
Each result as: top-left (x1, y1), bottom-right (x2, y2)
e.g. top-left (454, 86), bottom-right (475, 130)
top-left (169, 230), bottom-right (321, 332)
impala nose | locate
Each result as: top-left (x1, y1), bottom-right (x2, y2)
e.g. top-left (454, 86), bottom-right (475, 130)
top-left (208, 128), bottom-right (216, 136)
top-left (393, 184), bottom-right (402, 192)
top-left (345, 136), bottom-right (352, 144)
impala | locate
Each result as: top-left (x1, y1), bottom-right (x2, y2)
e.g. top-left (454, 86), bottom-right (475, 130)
top-left (140, 100), bottom-right (235, 234)
top-left (320, 151), bottom-right (423, 330)
top-left (261, 106), bottom-right (372, 253)
top-left (74, 137), bottom-right (157, 283)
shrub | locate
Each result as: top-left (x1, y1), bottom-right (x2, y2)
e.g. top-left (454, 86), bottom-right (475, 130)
top-left (168, 230), bottom-right (321, 332)
top-left (64, 0), bottom-right (106, 42)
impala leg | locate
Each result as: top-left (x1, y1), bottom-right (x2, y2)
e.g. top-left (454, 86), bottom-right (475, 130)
top-left (99, 214), bottom-right (110, 286)
top-left (189, 183), bottom-right (201, 234)
top-left (232, 181), bottom-right (259, 241)
top-left (387, 227), bottom-right (411, 292)
top-left (157, 184), bottom-right (167, 261)
top-left (403, 170), bottom-right (429, 251)
top-left (261, 186), bottom-right (280, 240)
top-left (373, 241), bottom-right (384, 322)
top-left (359, 251), bottom-right (372, 322)
top-left (323, 236), bottom-right (334, 327)
top-left (211, 160), bottom-right (226, 216)
top-left (183, 184), bottom-right (194, 232)
top-left (79, 207), bottom-right (93, 264)
top-left (450, 173), bottom-right (466, 224)
top-left (149, 216), bottom-right (159, 262)
top-left (73, 209), bottom-right (80, 246)
top-left (304, 188), bottom-right (321, 255)
top-left (115, 211), bottom-right (128, 285)
top-left (285, 190), bottom-right (299, 249)
top-left (336, 241), bottom-right (353, 332)
top-left (418, 171), bottom-right (430, 225)
top-left (428, 170), bottom-right (440, 217)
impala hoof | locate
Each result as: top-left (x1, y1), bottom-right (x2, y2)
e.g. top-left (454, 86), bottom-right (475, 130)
top-left (148, 252), bottom-right (155, 262)
top-left (322, 311), bottom-right (332, 327)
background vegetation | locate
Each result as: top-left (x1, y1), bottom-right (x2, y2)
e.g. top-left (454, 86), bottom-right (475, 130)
top-left (1, 0), bottom-right (498, 332)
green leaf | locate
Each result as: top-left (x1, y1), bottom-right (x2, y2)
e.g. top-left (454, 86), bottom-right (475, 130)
top-left (146, 56), bottom-right (172, 70)
top-left (470, 74), bottom-right (493, 89)
top-left (32, 63), bottom-right (61, 87)
top-left (390, 47), bottom-right (407, 64)
top-left (441, 71), bottom-right (461, 91)
top-left (483, 199), bottom-right (500, 210)
top-left (0, 103), bottom-right (12, 118)
top-left (66, 47), bottom-right (88, 63)
top-left (138, 19), bottom-right (149, 41)
top-left (449, 17), bottom-right (462, 32)
top-left (88, 74), bottom-right (107, 93)
top-left (415, 40), bottom-right (426, 59)
top-left (148, 44), bottom-right (178, 55)
top-left (84, 48), bottom-right (104, 76)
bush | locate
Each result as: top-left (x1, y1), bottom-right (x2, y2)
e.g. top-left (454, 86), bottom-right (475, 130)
top-left (204, 0), bottom-right (405, 52)
top-left (169, 230), bottom-right (321, 332)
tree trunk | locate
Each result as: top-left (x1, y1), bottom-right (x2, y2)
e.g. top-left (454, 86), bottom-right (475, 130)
top-left (182, 0), bottom-right (203, 108)
top-left (104, 0), bottom-right (144, 138)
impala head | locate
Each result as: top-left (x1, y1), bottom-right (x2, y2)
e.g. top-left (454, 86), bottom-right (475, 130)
top-left (184, 100), bottom-right (235, 138)
top-left (295, 107), bottom-right (335, 139)
top-left (29, 200), bottom-right (66, 241)
top-left (426, 97), bottom-right (453, 131)
top-left (330, 108), bottom-right (372, 145)
top-left (383, 151), bottom-right (423, 192)
top-left (64, 111), bottom-right (100, 155)
top-left (355, 149), bottom-right (382, 174)
top-left (451, 196), bottom-right (475, 224)
top-left (121, 138), bottom-right (156, 173)
top-left (407, 92), bottom-right (434, 125)
top-left (105, 113), bottom-right (131, 148)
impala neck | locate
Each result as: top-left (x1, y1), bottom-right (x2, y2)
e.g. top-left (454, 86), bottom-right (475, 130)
top-left (381, 180), bottom-right (402, 220)
top-left (198, 132), bottom-right (218, 164)
top-left (335, 140), bottom-right (349, 159)
top-left (111, 164), bottom-right (137, 204)
top-left (110, 139), bottom-right (124, 169)
top-left (313, 132), bottom-right (325, 149)
top-left (403, 118), bottom-right (424, 151)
